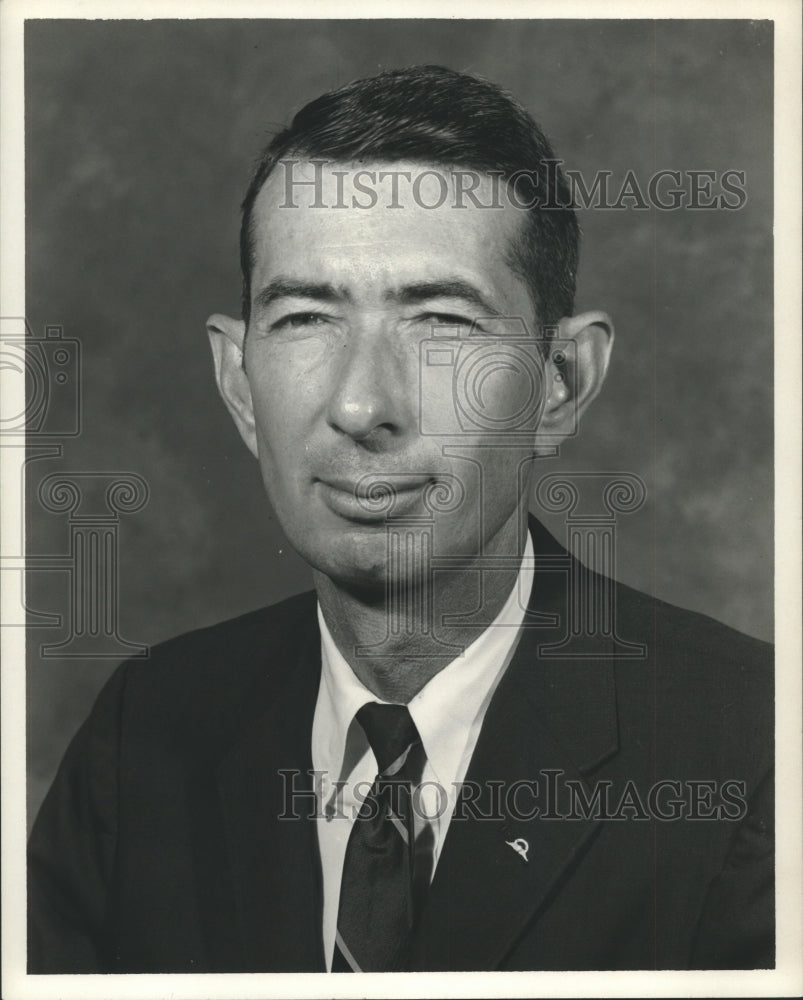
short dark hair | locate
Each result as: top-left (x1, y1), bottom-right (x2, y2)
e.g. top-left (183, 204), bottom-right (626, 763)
top-left (239, 65), bottom-right (579, 328)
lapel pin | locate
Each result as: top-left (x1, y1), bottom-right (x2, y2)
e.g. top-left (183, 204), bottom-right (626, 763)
top-left (506, 838), bottom-right (529, 862)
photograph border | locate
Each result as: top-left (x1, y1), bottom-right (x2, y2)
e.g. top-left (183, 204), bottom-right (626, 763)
top-left (2, 1), bottom-right (800, 998)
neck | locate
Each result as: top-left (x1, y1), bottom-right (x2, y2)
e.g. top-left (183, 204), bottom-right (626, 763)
top-left (315, 511), bottom-right (529, 703)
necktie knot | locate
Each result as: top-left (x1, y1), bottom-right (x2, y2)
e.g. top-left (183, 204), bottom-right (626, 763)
top-left (356, 702), bottom-right (420, 776)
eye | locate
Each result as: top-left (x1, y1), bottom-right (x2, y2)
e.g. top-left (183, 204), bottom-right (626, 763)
top-left (415, 312), bottom-right (478, 332)
top-left (271, 312), bottom-right (332, 332)
top-left (426, 312), bottom-right (473, 326)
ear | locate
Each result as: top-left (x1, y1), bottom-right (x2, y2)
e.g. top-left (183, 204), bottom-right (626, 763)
top-left (538, 310), bottom-right (614, 438)
top-left (206, 313), bottom-right (258, 458)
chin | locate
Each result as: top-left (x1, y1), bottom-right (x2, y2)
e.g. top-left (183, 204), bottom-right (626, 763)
top-left (294, 524), bottom-right (393, 587)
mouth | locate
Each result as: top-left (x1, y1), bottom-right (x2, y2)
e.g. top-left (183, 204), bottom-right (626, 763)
top-left (315, 474), bottom-right (435, 522)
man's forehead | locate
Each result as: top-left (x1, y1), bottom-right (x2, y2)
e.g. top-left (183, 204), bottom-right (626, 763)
top-left (249, 159), bottom-right (528, 286)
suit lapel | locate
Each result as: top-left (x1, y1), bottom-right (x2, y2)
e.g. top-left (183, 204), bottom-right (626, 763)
top-left (215, 615), bottom-right (326, 972)
top-left (409, 523), bottom-right (620, 971)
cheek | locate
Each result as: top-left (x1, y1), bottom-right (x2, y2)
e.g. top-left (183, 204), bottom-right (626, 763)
top-left (248, 397), bottom-right (304, 492)
top-left (465, 346), bottom-right (545, 432)
top-left (248, 355), bottom-right (328, 454)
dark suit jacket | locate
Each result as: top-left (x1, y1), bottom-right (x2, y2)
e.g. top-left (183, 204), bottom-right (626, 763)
top-left (28, 517), bottom-right (774, 972)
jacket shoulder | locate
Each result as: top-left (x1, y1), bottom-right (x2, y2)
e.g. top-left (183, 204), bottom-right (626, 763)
top-left (110, 590), bottom-right (318, 733)
top-left (612, 580), bottom-right (773, 773)
top-left (137, 589), bottom-right (317, 673)
top-left (615, 577), bottom-right (772, 669)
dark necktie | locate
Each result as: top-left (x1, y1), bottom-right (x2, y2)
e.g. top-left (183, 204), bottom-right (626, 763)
top-left (332, 702), bottom-right (427, 972)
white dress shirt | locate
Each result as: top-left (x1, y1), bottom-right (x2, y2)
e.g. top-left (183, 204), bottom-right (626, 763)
top-left (311, 531), bottom-right (535, 969)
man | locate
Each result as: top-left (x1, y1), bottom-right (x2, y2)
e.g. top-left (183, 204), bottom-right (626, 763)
top-left (28, 65), bottom-right (773, 973)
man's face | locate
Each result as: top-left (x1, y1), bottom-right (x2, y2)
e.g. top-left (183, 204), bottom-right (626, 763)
top-left (239, 161), bottom-right (547, 589)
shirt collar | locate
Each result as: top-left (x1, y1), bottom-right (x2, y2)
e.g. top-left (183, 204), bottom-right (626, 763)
top-left (314, 530), bottom-right (534, 786)
top-left (407, 530), bottom-right (534, 787)
top-left (313, 611), bottom-right (374, 784)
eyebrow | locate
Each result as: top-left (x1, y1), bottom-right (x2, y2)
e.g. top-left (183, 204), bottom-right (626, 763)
top-left (251, 277), bottom-right (501, 316)
top-left (388, 280), bottom-right (501, 316)
top-left (252, 279), bottom-right (351, 312)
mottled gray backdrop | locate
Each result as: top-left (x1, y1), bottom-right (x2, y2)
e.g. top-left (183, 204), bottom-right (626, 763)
top-left (24, 19), bottom-right (773, 828)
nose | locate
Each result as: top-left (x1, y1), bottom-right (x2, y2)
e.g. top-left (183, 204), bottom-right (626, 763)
top-left (326, 322), bottom-right (410, 444)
